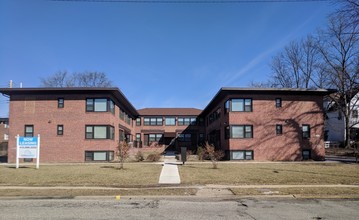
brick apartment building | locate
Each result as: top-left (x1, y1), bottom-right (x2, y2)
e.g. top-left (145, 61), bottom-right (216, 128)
top-left (0, 118), bottom-right (9, 162)
top-left (135, 108), bottom-right (204, 151)
top-left (200, 88), bottom-right (329, 161)
top-left (0, 87), bottom-right (331, 162)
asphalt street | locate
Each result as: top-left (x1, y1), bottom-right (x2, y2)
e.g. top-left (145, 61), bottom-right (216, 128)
top-left (0, 197), bottom-right (358, 220)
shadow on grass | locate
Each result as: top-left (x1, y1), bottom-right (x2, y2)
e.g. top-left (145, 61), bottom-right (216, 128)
top-left (100, 165), bottom-right (130, 171)
top-left (8, 166), bottom-right (32, 169)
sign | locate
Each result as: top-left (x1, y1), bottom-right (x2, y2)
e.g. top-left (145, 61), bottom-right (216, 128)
top-left (18, 137), bottom-right (38, 158)
top-left (16, 135), bottom-right (41, 169)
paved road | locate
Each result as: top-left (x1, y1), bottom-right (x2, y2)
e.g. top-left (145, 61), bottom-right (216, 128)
top-left (0, 197), bottom-right (358, 220)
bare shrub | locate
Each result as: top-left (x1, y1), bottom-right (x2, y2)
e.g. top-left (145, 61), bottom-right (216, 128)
top-left (116, 141), bottom-right (130, 169)
top-left (204, 142), bottom-right (225, 169)
top-left (146, 153), bottom-right (161, 162)
top-left (134, 150), bottom-right (144, 162)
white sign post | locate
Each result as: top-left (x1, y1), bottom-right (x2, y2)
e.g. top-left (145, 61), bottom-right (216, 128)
top-left (16, 134), bottom-right (41, 169)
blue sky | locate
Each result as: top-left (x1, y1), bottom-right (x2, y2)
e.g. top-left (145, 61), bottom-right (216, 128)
top-left (0, 0), bottom-right (337, 117)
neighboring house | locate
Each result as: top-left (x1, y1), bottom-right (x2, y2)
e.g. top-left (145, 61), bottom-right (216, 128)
top-left (324, 92), bottom-right (359, 145)
top-left (0, 118), bottom-right (9, 162)
top-left (0, 87), bottom-right (331, 162)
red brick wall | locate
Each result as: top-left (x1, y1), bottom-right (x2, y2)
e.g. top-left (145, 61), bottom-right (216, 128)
top-left (204, 94), bottom-right (325, 161)
top-left (7, 93), bottom-right (134, 163)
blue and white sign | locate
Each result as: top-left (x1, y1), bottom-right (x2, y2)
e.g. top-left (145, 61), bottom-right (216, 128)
top-left (19, 137), bottom-right (38, 147)
top-left (18, 137), bottom-right (38, 158)
top-left (16, 135), bottom-right (41, 169)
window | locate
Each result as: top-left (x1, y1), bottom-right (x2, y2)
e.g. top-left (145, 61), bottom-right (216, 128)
top-left (85, 125), bottom-right (114, 139)
top-left (208, 109), bottom-right (220, 124)
top-left (109, 100), bottom-right (115, 114)
top-left (225, 100), bottom-right (230, 113)
top-left (85, 151), bottom-right (114, 162)
top-left (199, 133), bottom-right (204, 143)
top-left (178, 118), bottom-right (184, 125)
top-left (24, 125), bottom-right (34, 137)
top-left (229, 99), bottom-right (252, 112)
top-left (178, 117), bottom-right (196, 126)
top-left (198, 118), bottom-right (204, 126)
top-left (86, 98), bottom-right (114, 113)
top-left (126, 115), bottom-right (132, 125)
top-left (119, 109), bottom-right (125, 120)
top-left (165, 117), bottom-right (176, 126)
top-left (226, 125), bottom-right (253, 139)
top-left (119, 130), bottom-right (125, 142)
top-left (136, 118), bottom-right (141, 126)
top-left (144, 117), bottom-right (163, 126)
top-left (302, 150), bottom-right (311, 160)
top-left (178, 133), bottom-right (192, 142)
top-left (4, 134), bottom-right (8, 141)
top-left (276, 124), bottom-right (282, 135)
top-left (148, 134), bottom-right (162, 142)
top-left (302, 124), bottom-right (310, 139)
top-left (57, 125), bottom-right (63, 135)
top-left (275, 98), bottom-right (282, 108)
top-left (190, 118), bottom-right (197, 125)
top-left (136, 133), bottom-right (141, 142)
top-left (231, 150), bottom-right (253, 160)
top-left (58, 98), bottom-right (64, 108)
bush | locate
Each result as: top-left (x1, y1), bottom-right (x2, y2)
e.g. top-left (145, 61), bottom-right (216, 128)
top-left (204, 142), bottom-right (225, 169)
top-left (146, 153), bottom-right (161, 162)
top-left (134, 151), bottom-right (144, 162)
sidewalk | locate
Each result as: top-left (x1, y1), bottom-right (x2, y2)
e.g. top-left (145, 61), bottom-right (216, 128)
top-left (158, 154), bottom-right (181, 184)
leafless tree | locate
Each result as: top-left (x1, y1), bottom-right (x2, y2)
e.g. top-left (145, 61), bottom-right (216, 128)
top-left (335, 0), bottom-right (359, 29)
top-left (269, 36), bottom-right (325, 89)
top-left (117, 141), bottom-right (130, 169)
top-left (40, 71), bottom-right (113, 87)
top-left (40, 71), bottom-right (74, 87)
top-left (317, 11), bottom-right (359, 148)
top-left (75, 72), bottom-right (113, 87)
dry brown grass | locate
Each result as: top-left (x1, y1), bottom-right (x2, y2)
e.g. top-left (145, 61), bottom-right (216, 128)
top-left (0, 164), bottom-right (162, 187)
top-left (179, 163), bottom-right (359, 185)
top-left (231, 187), bottom-right (359, 198)
top-left (0, 188), bottom-right (197, 197)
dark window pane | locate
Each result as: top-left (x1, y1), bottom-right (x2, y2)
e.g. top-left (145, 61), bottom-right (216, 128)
top-left (276, 124), bottom-right (283, 135)
top-left (302, 125), bottom-right (310, 139)
top-left (25, 125), bottom-right (34, 137)
top-left (57, 125), bottom-right (63, 135)
top-left (58, 98), bottom-right (64, 108)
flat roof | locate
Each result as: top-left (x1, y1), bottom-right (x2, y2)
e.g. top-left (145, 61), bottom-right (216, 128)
top-left (200, 87), bottom-right (335, 116)
top-left (0, 87), bottom-right (139, 117)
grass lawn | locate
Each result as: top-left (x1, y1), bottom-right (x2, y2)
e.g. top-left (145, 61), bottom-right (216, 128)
top-left (179, 163), bottom-right (359, 185)
top-left (0, 164), bottom-right (162, 187)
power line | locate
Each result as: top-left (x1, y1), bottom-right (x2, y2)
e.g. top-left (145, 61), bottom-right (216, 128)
top-left (49, 0), bottom-right (331, 4)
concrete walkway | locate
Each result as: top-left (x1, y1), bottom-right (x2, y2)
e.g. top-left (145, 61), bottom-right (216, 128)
top-left (158, 154), bottom-right (181, 184)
